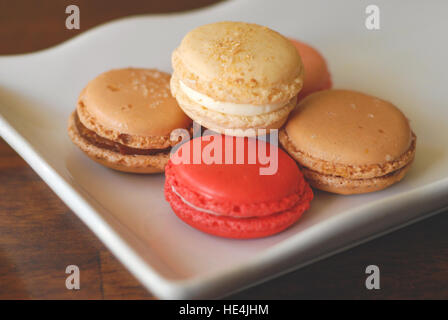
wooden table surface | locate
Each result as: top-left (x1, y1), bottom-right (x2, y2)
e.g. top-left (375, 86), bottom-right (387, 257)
top-left (0, 0), bottom-right (447, 300)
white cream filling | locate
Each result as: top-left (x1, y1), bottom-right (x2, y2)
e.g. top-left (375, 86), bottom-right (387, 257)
top-left (172, 185), bottom-right (253, 219)
top-left (179, 80), bottom-right (293, 116)
top-left (171, 185), bottom-right (225, 216)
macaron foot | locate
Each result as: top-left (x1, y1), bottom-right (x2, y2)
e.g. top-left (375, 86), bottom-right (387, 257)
top-left (68, 111), bottom-right (169, 173)
top-left (301, 161), bottom-right (413, 195)
top-left (165, 182), bottom-right (313, 239)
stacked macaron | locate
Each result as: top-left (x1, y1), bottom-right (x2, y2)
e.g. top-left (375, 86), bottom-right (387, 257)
top-left (280, 90), bottom-right (416, 194)
top-left (67, 20), bottom-right (417, 240)
top-left (165, 135), bottom-right (313, 239)
top-left (68, 68), bottom-right (192, 173)
top-left (170, 21), bottom-right (304, 136)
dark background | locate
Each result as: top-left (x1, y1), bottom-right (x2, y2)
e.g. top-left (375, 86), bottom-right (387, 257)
top-left (0, 0), bottom-right (447, 299)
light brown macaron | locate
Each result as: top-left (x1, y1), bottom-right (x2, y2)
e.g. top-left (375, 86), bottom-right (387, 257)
top-left (171, 21), bottom-right (304, 136)
top-left (279, 89), bottom-right (416, 194)
top-left (68, 68), bottom-right (192, 173)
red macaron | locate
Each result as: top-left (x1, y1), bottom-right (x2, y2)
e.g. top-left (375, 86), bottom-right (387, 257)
top-left (289, 39), bottom-right (332, 100)
top-left (164, 135), bottom-right (313, 239)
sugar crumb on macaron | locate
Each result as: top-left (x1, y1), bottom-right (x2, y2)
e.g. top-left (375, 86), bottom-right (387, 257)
top-left (170, 21), bottom-right (304, 136)
top-left (279, 89), bottom-right (416, 194)
top-left (68, 68), bottom-right (192, 173)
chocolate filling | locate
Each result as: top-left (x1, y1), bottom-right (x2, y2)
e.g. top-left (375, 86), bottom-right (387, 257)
top-left (74, 113), bottom-right (171, 156)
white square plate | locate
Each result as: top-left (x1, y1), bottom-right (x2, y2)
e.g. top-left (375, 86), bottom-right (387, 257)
top-left (1, 0), bottom-right (448, 299)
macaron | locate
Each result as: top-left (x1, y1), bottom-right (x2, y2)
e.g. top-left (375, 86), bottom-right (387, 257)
top-left (68, 68), bottom-right (192, 173)
top-left (279, 90), bottom-right (417, 194)
top-left (164, 135), bottom-right (313, 239)
top-left (289, 39), bottom-right (332, 100)
top-left (170, 21), bottom-right (304, 137)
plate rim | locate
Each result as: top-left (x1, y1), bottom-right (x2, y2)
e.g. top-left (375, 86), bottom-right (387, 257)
top-left (2, 108), bottom-right (448, 298)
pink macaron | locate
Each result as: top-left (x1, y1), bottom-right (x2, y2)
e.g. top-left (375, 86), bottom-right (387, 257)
top-left (290, 39), bottom-right (332, 100)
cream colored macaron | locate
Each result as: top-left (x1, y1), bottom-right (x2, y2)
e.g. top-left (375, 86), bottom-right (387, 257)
top-left (279, 90), bottom-right (416, 194)
top-left (171, 21), bottom-right (304, 136)
top-left (68, 68), bottom-right (192, 173)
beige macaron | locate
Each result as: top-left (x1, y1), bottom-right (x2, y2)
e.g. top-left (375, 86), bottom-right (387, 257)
top-left (68, 68), bottom-right (192, 173)
top-left (279, 89), bottom-right (416, 194)
top-left (171, 21), bottom-right (304, 136)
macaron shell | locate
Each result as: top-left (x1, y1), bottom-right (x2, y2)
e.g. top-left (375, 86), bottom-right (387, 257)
top-left (77, 99), bottom-right (186, 150)
top-left (165, 160), bottom-right (307, 217)
top-left (169, 135), bottom-right (302, 204)
top-left (172, 21), bottom-right (304, 105)
top-left (68, 112), bottom-right (168, 173)
top-left (80, 68), bottom-right (191, 137)
top-left (289, 39), bottom-right (332, 99)
top-left (302, 161), bottom-right (413, 195)
top-left (88, 156), bottom-right (164, 174)
top-left (285, 90), bottom-right (412, 166)
top-left (279, 128), bottom-right (417, 180)
top-left (165, 181), bottom-right (313, 239)
top-left (170, 73), bottom-right (295, 136)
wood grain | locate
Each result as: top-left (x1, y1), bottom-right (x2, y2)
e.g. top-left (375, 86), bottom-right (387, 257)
top-left (0, 0), bottom-right (447, 299)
